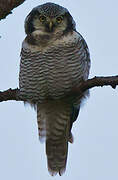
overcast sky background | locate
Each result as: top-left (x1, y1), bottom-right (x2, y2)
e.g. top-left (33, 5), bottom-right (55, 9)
top-left (0, 0), bottom-right (118, 179)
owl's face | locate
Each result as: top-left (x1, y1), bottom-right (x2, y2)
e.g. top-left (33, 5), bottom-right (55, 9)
top-left (25, 3), bottom-right (76, 35)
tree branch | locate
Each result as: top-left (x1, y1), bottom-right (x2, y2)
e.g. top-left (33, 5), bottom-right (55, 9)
top-left (69, 75), bottom-right (118, 97)
top-left (0, 75), bottom-right (118, 103)
top-left (0, 0), bottom-right (26, 20)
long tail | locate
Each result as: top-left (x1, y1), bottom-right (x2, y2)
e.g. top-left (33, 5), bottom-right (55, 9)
top-left (37, 101), bottom-right (71, 176)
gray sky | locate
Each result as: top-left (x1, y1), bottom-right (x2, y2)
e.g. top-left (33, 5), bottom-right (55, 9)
top-left (0, 0), bottom-right (118, 179)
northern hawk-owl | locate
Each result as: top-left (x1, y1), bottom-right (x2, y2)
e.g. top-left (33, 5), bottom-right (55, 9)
top-left (19, 2), bottom-right (90, 176)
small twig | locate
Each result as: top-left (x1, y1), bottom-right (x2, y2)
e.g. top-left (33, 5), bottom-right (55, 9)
top-left (0, 75), bottom-right (118, 103)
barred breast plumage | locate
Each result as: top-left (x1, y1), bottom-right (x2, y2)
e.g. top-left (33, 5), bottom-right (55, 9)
top-left (19, 31), bottom-right (90, 102)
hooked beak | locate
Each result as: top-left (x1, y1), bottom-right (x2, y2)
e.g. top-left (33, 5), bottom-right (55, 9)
top-left (46, 21), bottom-right (54, 32)
top-left (49, 21), bottom-right (53, 31)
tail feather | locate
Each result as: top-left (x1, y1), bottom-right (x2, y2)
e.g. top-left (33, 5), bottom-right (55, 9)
top-left (37, 101), bottom-right (71, 176)
top-left (46, 138), bottom-right (68, 176)
top-left (37, 107), bottom-right (46, 142)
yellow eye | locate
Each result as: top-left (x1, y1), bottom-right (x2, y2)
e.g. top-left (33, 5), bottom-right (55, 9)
top-left (56, 16), bottom-right (63, 23)
top-left (39, 16), bottom-right (46, 22)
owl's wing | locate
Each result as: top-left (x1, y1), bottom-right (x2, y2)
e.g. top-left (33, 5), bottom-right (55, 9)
top-left (19, 42), bottom-right (37, 106)
top-left (77, 31), bottom-right (91, 81)
top-left (19, 44), bottom-right (30, 90)
top-left (68, 32), bottom-right (91, 141)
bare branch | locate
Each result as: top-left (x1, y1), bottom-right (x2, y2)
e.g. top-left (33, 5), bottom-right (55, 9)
top-left (0, 0), bottom-right (26, 20)
top-left (0, 88), bottom-right (20, 102)
top-left (0, 75), bottom-right (118, 103)
top-left (69, 75), bottom-right (118, 97)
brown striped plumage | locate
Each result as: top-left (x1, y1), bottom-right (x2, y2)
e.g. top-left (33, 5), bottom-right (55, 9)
top-left (19, 2), bottom-right (90, 176)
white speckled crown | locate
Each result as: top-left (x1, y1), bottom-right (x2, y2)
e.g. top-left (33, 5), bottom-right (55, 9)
top-left (33, 2), bottom-right (68, 17)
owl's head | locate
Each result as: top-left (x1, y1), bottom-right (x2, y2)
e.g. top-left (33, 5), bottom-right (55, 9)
top-left (25, 2), bottom-right (76, 35)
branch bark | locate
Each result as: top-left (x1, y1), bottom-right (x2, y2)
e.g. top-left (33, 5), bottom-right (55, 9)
top-left (0, 76), bottom-right (118, 103)
top-left (0, 0), bottom-right (26, 20)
